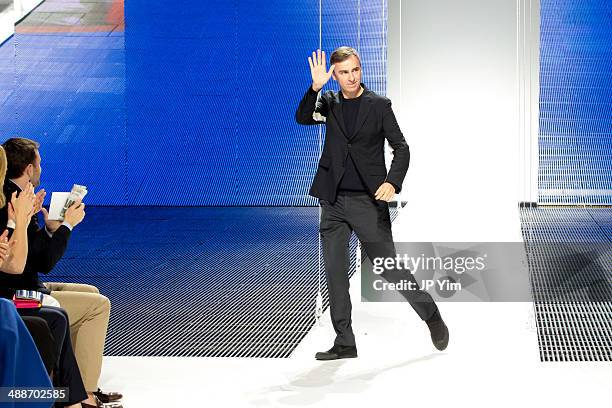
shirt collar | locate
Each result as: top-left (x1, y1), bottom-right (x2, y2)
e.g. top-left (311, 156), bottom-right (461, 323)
top-left (9, 179), bottom-right (23, 192)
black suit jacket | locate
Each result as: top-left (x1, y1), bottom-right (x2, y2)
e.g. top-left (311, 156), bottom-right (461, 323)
top-left (295, 83), bottom-right (410, 203)
top-left (0, 181), bottom-right (72, 297)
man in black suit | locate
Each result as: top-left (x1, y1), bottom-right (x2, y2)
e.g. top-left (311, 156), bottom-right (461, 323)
top-left (296, 47), bottom-right (449, 360)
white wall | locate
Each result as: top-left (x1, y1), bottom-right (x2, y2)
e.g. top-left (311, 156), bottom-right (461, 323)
top-left (14, 0), bottom-right (43, 20)
top-left (517, 0), bottom-right (540, 204)
top-left (0, 0), bottom-right (45, 44)
top-left (388, 0), bottom-right (530, 242)
top-left (0, 1), bottom-right (14, 44)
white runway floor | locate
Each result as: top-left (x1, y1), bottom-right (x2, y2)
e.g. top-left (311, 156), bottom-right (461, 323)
top-left (101, 298), bottom-right (611, 407)
top-left (99, 208), bottom-right (611, 407)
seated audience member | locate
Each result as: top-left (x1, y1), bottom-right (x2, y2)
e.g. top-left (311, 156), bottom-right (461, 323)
top-left (0, 140), bottom-right (124, 408)
top-left (18, 306), bottom-right (91, 407)
top-left (0, 298), bottom-right (54, 408)
top-left (0, 145), bottom-right (89, 407)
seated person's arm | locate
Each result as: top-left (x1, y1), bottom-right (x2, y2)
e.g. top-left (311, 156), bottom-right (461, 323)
top-left (26, 201), bottom-right (83, 274)
top-left (1, 187), bottom-right (36, 274)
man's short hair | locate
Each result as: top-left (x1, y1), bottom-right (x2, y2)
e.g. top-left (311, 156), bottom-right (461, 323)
top-left (330, 46), bottom-right (361, 66)
top-left (2, 137), bottom-right (40, 179)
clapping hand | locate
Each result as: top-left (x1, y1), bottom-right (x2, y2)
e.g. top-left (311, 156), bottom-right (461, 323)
top-left (32, 188), bottom-right (62, 232)
top-left (0, 230), bottom-right (16, 268)
top-left (33, 188), bottom-right (46, 214)
top-left (10, 183), bottom-right (36, 224)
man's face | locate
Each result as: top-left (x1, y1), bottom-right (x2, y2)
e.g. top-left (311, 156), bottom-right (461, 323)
top-left (331, 55), bottom-right (362, 95)
top-left (28, 149), bottom-right (42, 187)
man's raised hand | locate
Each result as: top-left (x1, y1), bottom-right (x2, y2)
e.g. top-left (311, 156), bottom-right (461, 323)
top-left (308, 49), bottom-right (335, 92)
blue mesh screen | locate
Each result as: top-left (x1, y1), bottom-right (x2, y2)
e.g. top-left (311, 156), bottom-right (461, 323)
top-left (0, 36), bottom-right (16, 142)
top-left (125, 0), bottom-right (387, 206)
top-left (539, 0), bottom-right (612, 205)
top-left (0, 0), bottom-right (387, 206)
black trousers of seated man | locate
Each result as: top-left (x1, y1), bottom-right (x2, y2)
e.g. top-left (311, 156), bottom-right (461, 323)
top-left (320, 192), bottom-right (439, 347)
top-left (22, 316), bottom-right (57, 374)
top-left (19, 306), bottom-right (88, 406)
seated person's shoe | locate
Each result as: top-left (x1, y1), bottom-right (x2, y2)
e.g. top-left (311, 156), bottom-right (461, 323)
top-left (93, 388), bottom-right (123, 403)
top-left (426, 309), bottom-right (449, 351)
top-left (82, 394), bottom-right (123, 408)
top-left (315, 344), bottom-right (358, 360)
top-left (82, 401), bottom-right (123, 408)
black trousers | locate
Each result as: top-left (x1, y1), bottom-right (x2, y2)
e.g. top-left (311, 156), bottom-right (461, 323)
top-left (19, 306), bottom-right (88, 406)
top-left (21, 316), bottom-right (57, 374)
top-left (320, 192), bottom-right (438, 347)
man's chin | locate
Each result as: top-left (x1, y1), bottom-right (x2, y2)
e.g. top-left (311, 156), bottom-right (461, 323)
top-left (342, 84), bottom-right (360, 94)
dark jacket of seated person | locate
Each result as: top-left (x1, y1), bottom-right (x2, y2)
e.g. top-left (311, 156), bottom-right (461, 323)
top-left (0, 180), bottom-right (72, 299)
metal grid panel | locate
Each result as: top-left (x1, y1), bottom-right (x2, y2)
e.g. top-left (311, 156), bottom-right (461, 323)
top-left (44, 207), bottom-right (399, 358)
top-left (521, 207), bottom-right (612, 361)
top-left (534, 302), bottom-right (611, 362)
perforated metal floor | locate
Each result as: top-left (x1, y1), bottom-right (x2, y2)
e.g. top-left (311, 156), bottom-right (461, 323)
top-left (45, 206), bottom-right (399, 358)
top-left (521, 207), bottom-right (612, 361)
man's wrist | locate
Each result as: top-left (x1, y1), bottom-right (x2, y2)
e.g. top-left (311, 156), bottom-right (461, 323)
top-left (311, 83), bottom-right (322, 92)
top-left (61, 221), bottom-right (74, 231)
top-left (45, 221), bottom-right (60, 231)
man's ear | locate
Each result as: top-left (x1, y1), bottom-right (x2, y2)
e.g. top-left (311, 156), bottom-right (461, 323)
top-left (25, 163), bottom-right (33, 179)
top-left (331, 72), bottom-right (337, 81)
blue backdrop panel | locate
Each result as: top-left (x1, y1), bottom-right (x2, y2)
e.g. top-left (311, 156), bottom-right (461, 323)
top-left (124, 1), bottom-right (237, 205)
top-left (0, 36), bottom-right (16, 141)
top-left (5, 30), bottom-right (127, 205)
top-left (126, 0), bottom-right (387, 206)
top-left (234, 1), bottom-right (321, 206)
top-left (539, 0), bottom-right (612, 205)
top-left (1, 0), bottom-right (388, 206)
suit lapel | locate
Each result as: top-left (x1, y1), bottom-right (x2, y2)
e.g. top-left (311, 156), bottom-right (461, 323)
top-left (350, 91), bottom-right (372, 140)
top-left (330, 92), bottom-right (348, 138)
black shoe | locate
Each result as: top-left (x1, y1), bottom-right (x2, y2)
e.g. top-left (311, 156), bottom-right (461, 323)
top-left (93, 388), bottom-right (123, 403)
top-left (426, 310), bottom-right (449, 351)
top-left (82, 395), bottom-right (123, 408)
top-left (315, 344), bottom-right (358, 360)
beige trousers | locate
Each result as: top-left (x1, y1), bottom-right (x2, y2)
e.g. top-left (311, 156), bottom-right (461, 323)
top-left (45, 282), bottom-right (110, 392)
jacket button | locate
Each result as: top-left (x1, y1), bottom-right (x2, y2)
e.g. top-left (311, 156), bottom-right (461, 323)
top-left (347, 143), bottom-right (352, 148)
